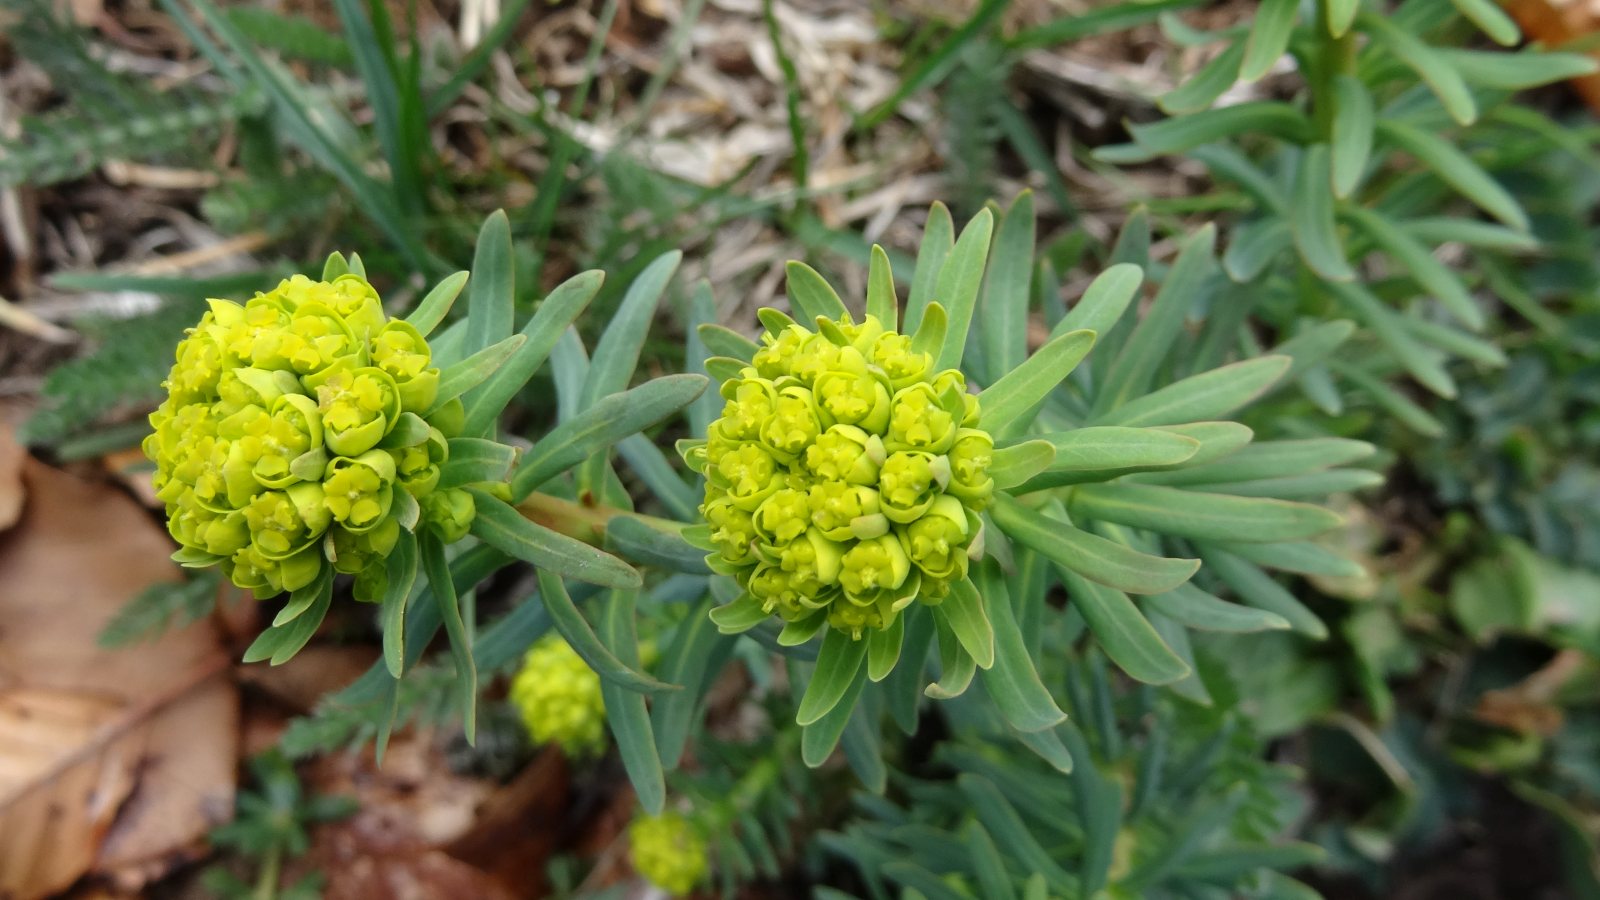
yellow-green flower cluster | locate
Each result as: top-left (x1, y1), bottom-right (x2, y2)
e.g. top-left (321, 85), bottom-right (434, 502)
top-left (629, 811), bottom-right (708, 896)
top-left (145, 273), bottom-right (471, 598)
top-left (689, 312), bottom-right (993, 638)
top-left (508, 634), bottom-right (607, 757)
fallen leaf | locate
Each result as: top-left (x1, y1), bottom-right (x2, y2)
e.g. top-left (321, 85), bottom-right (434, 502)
top-left (0, 457), bottom-right (239, 900)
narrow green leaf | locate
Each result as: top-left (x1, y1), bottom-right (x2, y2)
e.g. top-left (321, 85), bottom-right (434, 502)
top-left (1161, 40), bottom-right (1246, 114)
top-left (1041, 426), bottom-right (1200, 475)
top-left (1326, 0), bottom-right (1359, 35)
top-left (979, 328), bottom-right (1096, 433)
top-left (910, 301), bottom-right (948, 361)
top-left (840, 700), bottom-right (887, 792)
top-left (272, 563), bottom-right (332, 628)
top-left (427, 334), bottom-right (526, 416)
top-left (380, 530), bottom-right (418, 678)
top-left (1376, 119), bottom-right (1527, 230)
top-left (1403, 217), bottom-right (1539, 252)
top-left (886, 606), bottom-right (935, 732)
top-left (1449, 0), bottom-right (1519, 44)
top-left (928, 605), bottom-right (972, 698)
top-left (1331, 360), bottom-right (1445, 436)
top-left (925, 615), bottom-right (977, 699)
top-left (582, 251), bottom-right (683, 406)
top-left (867, 244), bottom-right (899, 329)
top-left (1442, 48), bottom-right (1598, 90)
top-left (1324, 280), bottom-right (1456, 397)
top-left (991, 440), bottom-right (1057, 490)
top-left (800, 661), bottom-right (868, 767)
top-left (469, 491), bottom-right (642, 590)
top-left (419, 533), bottom-right (477, 742)
top-left (1290, 145), bottom-right (1355, 281)
top-left (510, 375), bottom-right (708, 498)
top-left (1268, 320), bottom-right (1357, 383)
top-left (982, 192), bottom-right (1034, 382)
top-left (1240, 0), bottom-right (1297, 82)
top-left (976, 564), bottom-right (1067, 732)
top-left (600, 589), bottom-right (666, 813)
top-left (958, 774), bottom-right (1076, 888)
top-left (533, 569), bottom-right (677, 693)
top-left (1222, 218), bottom-right (1292, 282)
top-left (1059, 722), bottom-right (1124, 894)
top-left (1135, 437), bottom-right (1374, 486)
top-left (604, 517), bottom-right (710, 575)
top-left (993, 495), bottom-right (1199, 595)
top-left (1362, 12), bottom-right (1476, 124)
top-left (653, 598), bottom-right (732, 769)
top-left (1330, 74), bottom-right (1373, 199)
top-left (1096, 356), bottom-right (1290, 427)
top-left (1068, 482), bottom-right (1344, 542)
top-left (866, 612), bottom-right (905, 682)
top-left (437, 438), bottom-right (517, 490)
top-left (1056, 575), bottom-right (1183, 680)
top-left (463, 269), bottom-right (603, 436)
top-left (1143, 582), bottom-right (1292, 633)
top-left (1214, 540), bottom-right (1365, 579)
top-left (1194, 468), bottom-right (1384, 498)
top-left (939, 577), bottom-right (996, 668)
top-left (1199, 546), bottom-right (1328, 639)
top-left (1095, 227), bottom-right (1218, 414)
top-left (964, 823), bottom-right (1020, 900)
top-left (1406, 316), bottom-right (1507, 367)
top-left (1105, 102), bottom-right (1314, 161)
top-left (785, 260), bottom-right (849, 323)
top-left (1052, 263), bottom-right (1143, 342)
top-left (697, 323), bottom-right (759, 362)
top-left (1345, 206), bottom-right (1482, 330)
top-left (322, 251), bottom-right (350, 281)
top-left (933, 208), bottom-right (995, 371)
top-left (905, 202), bottom-right (954, 333)
top-left (709, 592), bottom-right (768, 633)
top-left (463, 210), bottom-right (514, 359)
top-left (797, 627), bottom-right (870, 725)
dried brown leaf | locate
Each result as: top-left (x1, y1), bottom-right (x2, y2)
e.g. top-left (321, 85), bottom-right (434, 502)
top-left (0, 458), bottom-right (238, 900)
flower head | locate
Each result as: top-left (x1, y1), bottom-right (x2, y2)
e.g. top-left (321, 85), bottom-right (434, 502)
top-left (629, 811), bottom-right (708, 897)
top-left (146, 270), bottom-right (488, 599)
top-left (509, 634), bottom-right (607, 756)
top-left (686, 310), bottom-right (991, 637)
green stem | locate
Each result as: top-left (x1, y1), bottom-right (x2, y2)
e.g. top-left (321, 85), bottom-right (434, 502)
top-left (515, 491), bottom-right (686, 546)
top-left (1307, 0), bottom-right (1357, 140)
top-left (254, 845), bottom-right (282, 900)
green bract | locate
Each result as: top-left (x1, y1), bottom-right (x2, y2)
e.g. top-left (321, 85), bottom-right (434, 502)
top-left (682, 311), bottom-right (990, 639)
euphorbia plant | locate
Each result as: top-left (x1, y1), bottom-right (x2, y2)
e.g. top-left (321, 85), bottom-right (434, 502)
top-left (146, 211), bottom-right (708, 745)
top-left (639, 194), bottom-right (1375, 774)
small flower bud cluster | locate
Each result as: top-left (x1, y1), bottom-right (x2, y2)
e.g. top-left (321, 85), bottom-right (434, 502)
top-left (629, 811), bottom-right (708, 896)
top-left (508, 634), bottom-right (607, 757)
top-left (690, 312), bottom-right (993, 638)
top-left (145, 274), bottom-right (472, 597)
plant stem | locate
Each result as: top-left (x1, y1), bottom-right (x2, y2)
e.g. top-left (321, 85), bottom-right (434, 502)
top-left (1308, 0), bottom-right (1358, 139)
top-left (515, 491), bottom-right (686, 546)
top-left (254, 845), bottom-right (282, 900)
